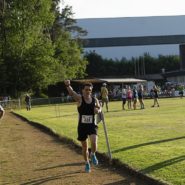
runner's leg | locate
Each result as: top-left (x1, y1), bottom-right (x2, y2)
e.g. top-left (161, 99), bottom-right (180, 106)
top-left (89, 134), bottom-right (98, 165)
top-left (81, 140), bottom-right (89, 162)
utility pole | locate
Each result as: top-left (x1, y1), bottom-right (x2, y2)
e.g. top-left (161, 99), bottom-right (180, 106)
top-left (143, 59), bottom-right (146, 76)
top-left (134, 60), bottom-right (137, 76)
top-left (137, 59), bottom-right (140, 77)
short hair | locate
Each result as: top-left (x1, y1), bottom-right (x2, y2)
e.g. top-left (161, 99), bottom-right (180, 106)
top-left (82, 83), bottom-right (93, 89)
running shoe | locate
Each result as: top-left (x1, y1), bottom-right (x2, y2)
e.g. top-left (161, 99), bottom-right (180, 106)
top-left (91, 154), bottom-right (98, 165)
top-left (85, 163), bottom-right (91, 173)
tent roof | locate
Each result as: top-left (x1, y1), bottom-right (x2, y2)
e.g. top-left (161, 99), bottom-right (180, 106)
top-left (72, 78), bottom-right (146, 84)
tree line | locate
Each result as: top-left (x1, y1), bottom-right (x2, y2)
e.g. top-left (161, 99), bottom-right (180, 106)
top-left (85, 52), bottom-right (180, 77)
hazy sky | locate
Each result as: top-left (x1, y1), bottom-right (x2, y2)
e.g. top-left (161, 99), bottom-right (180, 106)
top-left (60, 0), bottom-right (185, 19)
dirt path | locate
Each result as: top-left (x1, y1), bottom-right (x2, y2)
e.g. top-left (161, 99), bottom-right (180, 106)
top-left (0, 112), bottom-right (148, 185)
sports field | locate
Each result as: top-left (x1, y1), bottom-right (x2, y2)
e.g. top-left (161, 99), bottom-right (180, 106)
top-left (15, 97), bottom-right (185, 185)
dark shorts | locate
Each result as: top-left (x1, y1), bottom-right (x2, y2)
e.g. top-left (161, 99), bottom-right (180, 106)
top-left (77, 124), bottom-right (98, 141)
top-left (138, 94), bottom-right (143, 99)
top-left (122, 98), bottom-right (126, 104)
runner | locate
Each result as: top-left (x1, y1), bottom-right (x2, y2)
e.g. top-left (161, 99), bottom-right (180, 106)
top-left (0, 104), bottom-right (5, 121)
top-left (64, 80), bottom-right (101, 173)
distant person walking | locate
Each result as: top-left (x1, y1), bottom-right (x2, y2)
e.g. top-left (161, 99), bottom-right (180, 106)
top-left (64, 80), bottom-right (101, 173)
top-left (138, 84), bottom-right (145, 109)
top-left (25, 94), bottom-right (31, 111)
top-left (101, 83), bottom-right (109, 112)
top-left (151, 85), bottom-right (160, 107)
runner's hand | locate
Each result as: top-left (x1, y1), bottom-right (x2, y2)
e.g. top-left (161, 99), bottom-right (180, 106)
top-left (64, 80), bottom-right (70, 86)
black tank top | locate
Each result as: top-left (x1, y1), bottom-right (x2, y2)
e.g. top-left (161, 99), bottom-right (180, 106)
top-left (78, 96), bottom-right (95, 125)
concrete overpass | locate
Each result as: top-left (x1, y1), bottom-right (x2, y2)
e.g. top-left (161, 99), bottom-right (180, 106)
top-left (82, 34), bottom-right (185, 69)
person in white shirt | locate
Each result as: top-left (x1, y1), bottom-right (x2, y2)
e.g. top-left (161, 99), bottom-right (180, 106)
top-left (121, 88), bottom-right (127, 110)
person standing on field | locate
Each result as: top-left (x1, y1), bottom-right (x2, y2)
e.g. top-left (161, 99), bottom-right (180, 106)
top-left (127, 86), bottom-right (132, 109)
top-left (64, 80), bottom-right (101, 173)
top-left (25, 94), bottom-right (31, 111)
top-left (151, 85), bottom-right (160, 107)
top-left (138, 84), bottom-right (145, 109)
top-left (101, 83), bottom-right (109, 112)
top-left (132, 86), bottom-right (138, 110)
top-left (121, 88), bottom-right (127, 110)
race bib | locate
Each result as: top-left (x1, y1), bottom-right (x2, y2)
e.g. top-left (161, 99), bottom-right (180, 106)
top-left (81, 115), bottom-right (93, 124)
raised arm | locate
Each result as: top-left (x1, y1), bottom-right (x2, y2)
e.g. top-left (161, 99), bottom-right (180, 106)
top-left (64, 80), bottom-right (81, 102)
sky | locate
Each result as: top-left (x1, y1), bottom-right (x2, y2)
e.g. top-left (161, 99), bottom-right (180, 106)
top-left (60, 0), bottom-right (185, 19)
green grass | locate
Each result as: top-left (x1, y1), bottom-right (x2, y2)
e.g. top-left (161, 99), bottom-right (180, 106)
top-left (15, 98), bottom-right (185, 185)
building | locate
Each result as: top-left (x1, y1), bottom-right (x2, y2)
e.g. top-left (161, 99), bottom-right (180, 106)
top-left (163, 70), bottom-right (185, 84)
top-left (77, 15), bottom-right (185, 68)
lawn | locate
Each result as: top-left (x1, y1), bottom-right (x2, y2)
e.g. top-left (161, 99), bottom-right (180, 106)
top-left (14, 98), bottom-right (185, 185)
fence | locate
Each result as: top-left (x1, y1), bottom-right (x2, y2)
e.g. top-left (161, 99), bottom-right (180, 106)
top-left (31, 96), bottom-right (73, 107)
top-left (0, 96), bottom-right (74, 110)
top-left (0, 99), bottom-right (21, 110)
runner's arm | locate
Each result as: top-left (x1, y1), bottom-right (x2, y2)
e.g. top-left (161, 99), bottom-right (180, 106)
top-left (94, 98), bottom-right (101, 114)
top-left (64, 80), bottom-right (81, 102)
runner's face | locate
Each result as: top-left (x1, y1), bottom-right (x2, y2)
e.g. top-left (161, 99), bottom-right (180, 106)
top-left (83, 86), bottom-right (92, 96)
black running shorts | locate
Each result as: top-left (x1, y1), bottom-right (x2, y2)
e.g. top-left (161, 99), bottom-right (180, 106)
top-left (77, 124), bottom-right (98, 141)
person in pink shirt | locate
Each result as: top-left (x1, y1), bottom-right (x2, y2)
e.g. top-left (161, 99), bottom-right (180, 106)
top-left (127, 86), bottom-right (132, 109)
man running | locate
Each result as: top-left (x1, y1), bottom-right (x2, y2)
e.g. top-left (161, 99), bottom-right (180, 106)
top-left (64, 80), bottom-right (101, 173)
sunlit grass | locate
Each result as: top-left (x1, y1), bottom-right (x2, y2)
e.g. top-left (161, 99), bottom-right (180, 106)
top-left (15, 98), bottom-right (185, 185)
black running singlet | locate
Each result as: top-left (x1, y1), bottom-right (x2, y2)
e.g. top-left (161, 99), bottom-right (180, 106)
top-left (78, 96), bottom-right (95, 125)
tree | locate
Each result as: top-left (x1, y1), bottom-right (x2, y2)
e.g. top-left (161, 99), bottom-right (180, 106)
top-left (0, 0), bottom-right (87, 97)
top-left (51, 4), bottom-right (87, 80)
top-left (84, 51), bottom-right (180, 78)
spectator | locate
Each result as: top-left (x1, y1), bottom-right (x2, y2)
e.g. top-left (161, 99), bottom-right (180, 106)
top-left (121, 88), bottom-right (127, 110)
top-left (151, 85), bottom-right (160, 107)
top-left (127, 86), bottom-right (132, 109)
top-left (132, 86), bottom-right (138, 110)
top-left (138, 84), bottom-right (145, 109)
top-left (101, 83), bottom-right (109, 112)
top-left (25, 94), bottom-right (31, 111)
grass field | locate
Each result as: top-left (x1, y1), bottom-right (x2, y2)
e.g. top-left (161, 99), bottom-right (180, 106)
top-left (14, 98), bottom-right (185, 185)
